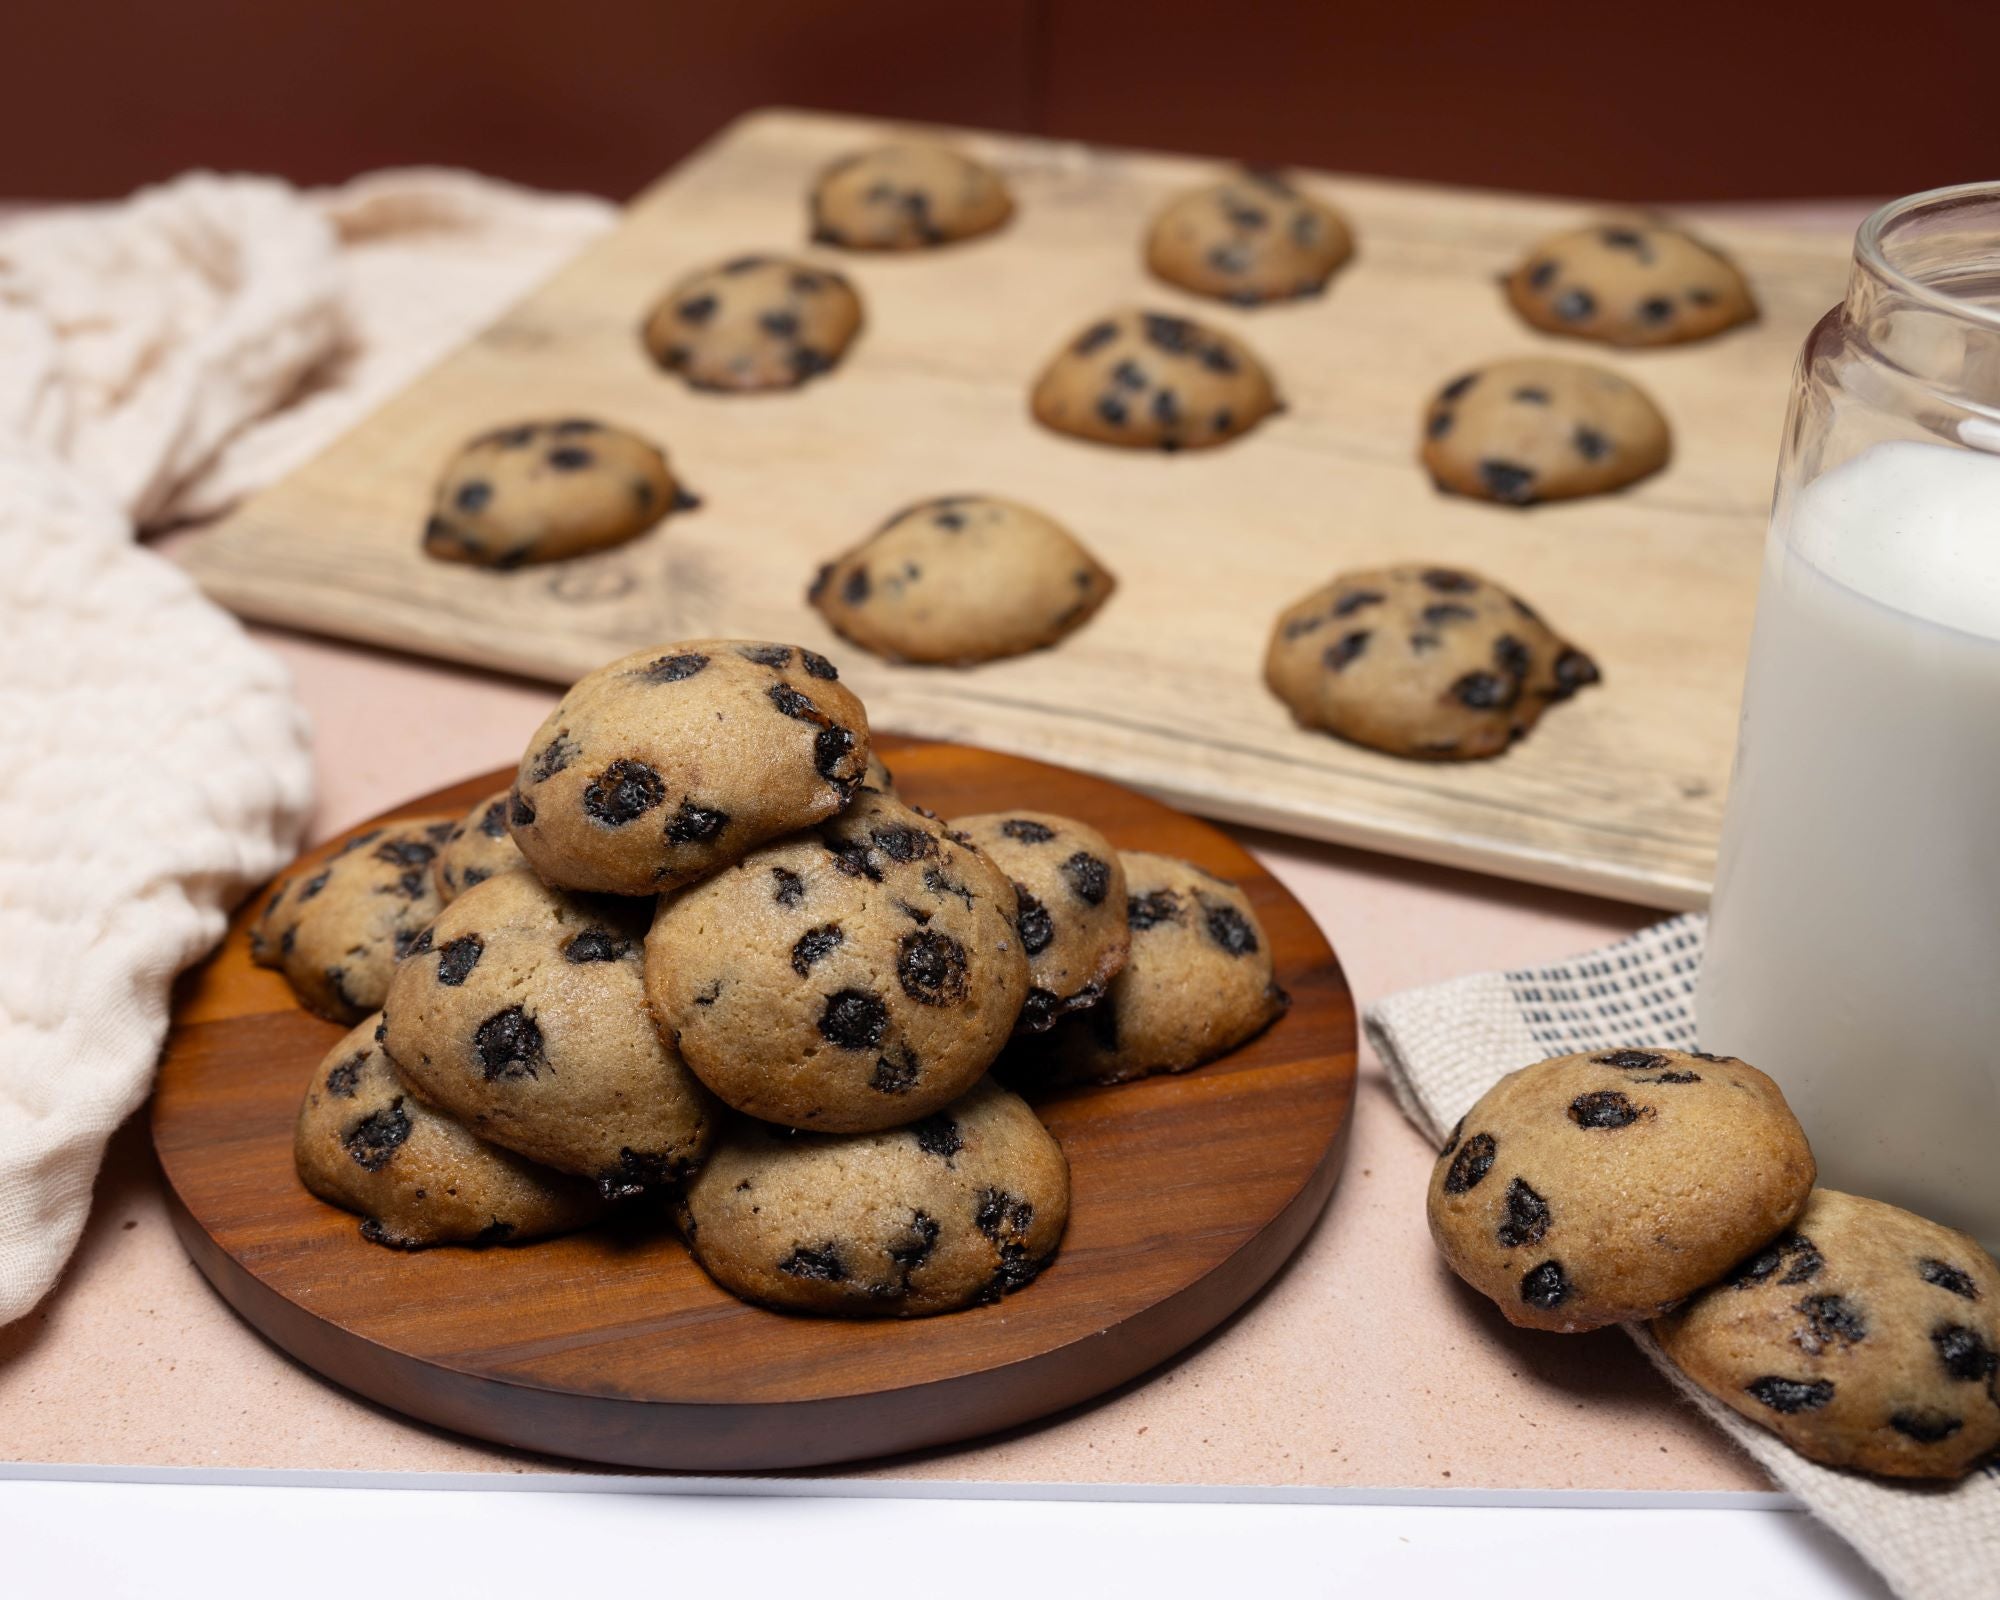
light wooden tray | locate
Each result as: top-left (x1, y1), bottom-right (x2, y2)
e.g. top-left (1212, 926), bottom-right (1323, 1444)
top-left (179, 108), bottom-right (1853, 908)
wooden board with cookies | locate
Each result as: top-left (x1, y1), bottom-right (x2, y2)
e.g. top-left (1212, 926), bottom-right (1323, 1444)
top-left (178, 107), bottom-right (1856, 909)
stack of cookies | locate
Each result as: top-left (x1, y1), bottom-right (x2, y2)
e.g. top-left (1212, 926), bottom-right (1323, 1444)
top-left (266, 638), bottom-right (1289, 1318)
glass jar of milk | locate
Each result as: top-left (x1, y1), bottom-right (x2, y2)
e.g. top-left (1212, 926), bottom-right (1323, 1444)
top-left (1700, 183), bottom-right (2000, 1250)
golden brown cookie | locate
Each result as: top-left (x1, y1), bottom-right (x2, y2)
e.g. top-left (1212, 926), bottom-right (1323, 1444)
top-left (808, 495), bottom-right (1116, 666)
top-left (646, 791), bottom-right (1030, 1133)
top-left (949, 812), bottom-right (1128, 1033)
top-left (381, 872), bottom-right (719, 1197)
top-left (1504, 222), bottom-right (1756, 347)
top-left (1145, 170), bottom-right (1353, 305)
top-left (808, 143), bottom-right (1013, 251)
top-left (422, 418), bottom-right (691, 568)
top-left (678, 1079), bottom-right (1068, 1316)
top-left (1018, 851), bottom-right (1286, 1084)
top-left (509, 640), bottom-right (870, 897)
top-left (1655, 1190), bottom-right (2000, 1480)
top-left (1264, 565), bottom-right (1600, 761)
top-left (642, 255), bottom-right (862, 392)
top-left (1420, 357), bottom-right (1670, 505)
top-left (435, 789), bottom-right (528, 904)
top-left (1428, 1048), bottom-right (1816, 1333)
top-left (250, 816), bottom-right (457, 1023)
top-left (295, 1016), bottom-right (603, 1248)
top-left (1030, 309), bottom-right (1281, 452)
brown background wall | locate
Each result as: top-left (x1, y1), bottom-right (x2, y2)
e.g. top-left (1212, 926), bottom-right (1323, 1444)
top-left (7, 1), bottom-right (1998, 203)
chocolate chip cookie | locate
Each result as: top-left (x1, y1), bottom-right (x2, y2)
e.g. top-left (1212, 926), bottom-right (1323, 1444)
top-left (295, 1016), bottom-right (603, 1248)
top-left (1428, 1048), bottom-right (1816, 1334)
top-left (678, 1078), bottom-right (1068, 1316)
top-left (1654, 1189), bottom-right (2000, 1479)
top-left (1017, 852), bottom-right (1286, 1084)
top-left (949, 812), bottom-right (1128, 1033)
top-left (251, 816), bottom-right (457, 1023)
top-left (642, 255), bottom-right (863, 392)
top-left (1264, 565), bottom-right (1601, 761)
top-left (510, 640), bottom-right (870, 897)
top-left (807, 495), bottom-right (1116, 666)
top-left (1030, 309), bottom-right (1281, 452)
top-left (421, 418), bottom-right (692, 568)
top-left (646, 790), bottom-right (1030, 1133)
top-left (1504, 222), bottom-right (1757, 348)
top-left (381, 871), bottom-right (719, 1198)
top-left (435, 789), bottom-right (528, 904)
top-left (1145, 170), bottom-right (1354, 306)
top-left (808, 142), bottom-right (1013, 251)
top-left (1420, 357), bottom-right (1670, 505)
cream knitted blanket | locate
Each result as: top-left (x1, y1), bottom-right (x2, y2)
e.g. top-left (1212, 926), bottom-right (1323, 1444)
top-left (0, 168), bottom-right (612, 1326)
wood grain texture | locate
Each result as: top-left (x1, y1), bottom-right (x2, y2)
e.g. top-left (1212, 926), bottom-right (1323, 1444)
top-left (151, 739), bottom-right (1357, 1471)
top-left (178, 107), bottom-right (1856, 908)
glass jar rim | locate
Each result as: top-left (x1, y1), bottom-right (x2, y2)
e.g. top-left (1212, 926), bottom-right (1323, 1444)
top-left (1855, 180), bottom-right (2000, 334)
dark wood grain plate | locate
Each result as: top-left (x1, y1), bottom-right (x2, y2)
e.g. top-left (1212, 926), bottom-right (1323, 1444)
top-left (152, 738), bottom-right (1357, 1471)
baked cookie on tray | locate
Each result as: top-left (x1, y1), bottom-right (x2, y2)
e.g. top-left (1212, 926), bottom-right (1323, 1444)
top-left (642, 255), bottom-right (863, 393)
top-left (250, 815), bottom-right (457, 1023)
top-left (1015, 851), bottom-right (1286, 1084)
top-left (296, 1016), bottom-right (603, 1249)
top-left (1264, 564), bottom-right (1600, 761)
top-left (808, 495), bottom-right (1116, 666)
top-left (678, 1078), bottom-right (1068, 1316)
top-left (1031, 309), bottom-right (1281, 451)
top-left (948, 811), bottom-right (1129, 1033)
top-left (508, 640), bottom-right (870, 897)
top-left (1427, 1048), bottom-right (1816, 1333)
top-left (1655, 1189), bottom-right (2000, 1480)
top-left (647, 790), bottom-right (1029, 1133)
top-left (1420, 357), bottom-right (1670, 505)
top-left (808, 142), bottom-right (1013, 251)
top-left (1503, 221), bottom-right (1756, 348)
top-left (1145, 170), bottom-right (1353, 306)
top-left (422, 418), bottom-right (692, 568)
top-left (381, 871), bottom-right (719, 1199)
top-left (435, 789), bottom-right (528, 904)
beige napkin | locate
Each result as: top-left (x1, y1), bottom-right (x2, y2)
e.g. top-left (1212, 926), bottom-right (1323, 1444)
top-left (0, 167), bottom-right (613, 1326)
top-left (1366, 913), bottom-right (2000, 1600)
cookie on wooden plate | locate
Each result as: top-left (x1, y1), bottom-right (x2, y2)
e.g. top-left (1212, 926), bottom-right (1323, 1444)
top-left (1145, 169), bottom-right (1353, 306)
top-left (1503, 221), bottom-right (1756, 348)
top-left (808, 142), bottom-right (1013, 251)
top-left (1031, 309), bottom-right (1281, 452)
top-left (1420, 358), bottom-right (1669, 505)
top-left (642, 256), bottom-right (863, 393)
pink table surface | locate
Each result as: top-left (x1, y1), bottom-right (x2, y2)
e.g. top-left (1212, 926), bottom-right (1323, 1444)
top-left (0, 620), bottom-right (1764, 1492)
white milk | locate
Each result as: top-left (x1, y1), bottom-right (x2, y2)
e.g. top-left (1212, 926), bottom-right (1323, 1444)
top-left (1700, 440), bottom-right (2000, 1248)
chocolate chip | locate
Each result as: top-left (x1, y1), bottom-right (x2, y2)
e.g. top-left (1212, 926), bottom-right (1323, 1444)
top-left (435, 934), bottom-right (483, 987)
top-left (1746, 1376), bottom-right (1835, 1414)
top-left (666, 801), bottom-right (728, 844)
top-left (779, 1245), bottom-right (847, 1282)
top-left (1796, 1294), bottom-right (1868, 1353)
top-left (482, 424), bottom-right (537, 449)
top-left (842, 566), bottom-right (870, 605)
top-left (1096, 394), bottom-right (1130, 428)
top-left (759, 310), bottom-right (800, 339)
top-left (975, 1188), bottom-right (1035, 1241)
top-left (828, 838), bottom-right (883, 881)
top-left (1573, 425), bottom-right (1610, 461)
top-left (801, 650), bottom-right (838, 680)
top-left (325, 1054), bottom-right (365, 1098)
top-left (1890, 1411), bottom-right (1964, 1444)
top-left (1440, 373), bottom-right (1479, 402)
top-left (298, 870), bottom-right (330, 903)
top-left (1127, 888), bottom-right (1182, 930)
top-left (924, 865), bottom-right (975, 910)
top-left (395, 926), bottom-right (432, 960)
top-left (1001, 818), bottom-right (1056, 844)
top-left (530, 732), bottom-right (579, 783)
top-left (1111, 358), bottom-right (1147, 392)
top-left (1203, 899), bottom-right (1259, 956)
top-left (1426, 409), bottom-right (1453, 440)
top-left (1014, 885), bottom-right (1053, 954)
top-left (477, 801), bottom-right (508, 839)
top-left (1423, 569), bottom-right (1477, 594)
top-left (1073, 320), bottom-right (1119, 355)
top-left (1324, 630), bottom-right (1370, 671)
top-left (722, 255), bottom-right (768, 274)
top-left (601, 1147), bottom-right (693, 1201)
top-left (871, 1048), bottom-right (921, 1093)
top-left (474, 1006), bottom-right (545, 1081)
top-left (1918, 1259), bottom-right (1981, 1300)
top-left (375, 838), bottom-right (438, 870)
top-left (1496, 1178), bottom-right (1550, 1247)
top-left (1493, 635), bottom-right (1532, 681)
top-left (1569, 1090), bottom-right (1643, 1128)
top-left (635, 651), bottom-right (709, 683)
top-left (1061, 852), bottom-right (1110, 906)
top-left (343, 1103), bottom-right (411, 1171)
top-left (1595, 1050), bottom-right (1668, 1070)
top-left (870, 824), bottom-right (936, 863)
top-left (1452, 670), bottom-right (1518, 711)
top-left (1554, 288), bottom-right (1596, 321)
top-left (771, 867), bottom-right (806, 907)
top-left (818, 988), bottom-right (888, 1050)
top-left (768, 683), bottom-right (817, 721)
top-left (453, 480), bottom-right (492, 513)
top-left (1141, 313), bottom-right (1197, 356)
top-left (889, 1211), bottom-right (940, 1271)
top-left (677, 293), bottom-right (717, 324)
top-left (1731, 1233), bottom-right (1825, 1290)
top-left (1520, 1260), bottom-right (1570, 1310)
top-left (790, 923), bottom-right (844, 976)
top-left (1477, 460), bottom-right (1537, 503)
top-left (1333, 589), bottom-right (1386, 617)
top-left (1210, 408), bottom-right (1235, 434)
top-left (1638, 297), bottom-right (1675, 325)
top-left (1552, 649), bottom-right (1601, 697)
top-left (790, 347), bottom-right (833, 381)
top-left (562, 927), bottom-right (629, 963)
top-left (1525, 261), bottom-right (1557, 290)
top-left (815, 726), bottom-right (855, 779)
top-left (738, 644), bottom-right (794, 668)
top-left (1932, 1324), bottom-right (1997, 1382)
top-left (583, 760), bottom-right (665, 826)
top-left (1441, 1118), bottom-right (1465, 1157)
top-left (547, 446), bottom-right (593, 471)
top-left (1421, 603), bottom-right (1476, 627)
top-left (1511, 386), bottom-right (1551, 405)
top-left (898, 930), bottom-right (969, 1006)
top-left (913, 1115), bottom-right (961, 1160)
top-left (1443, 1132), bottom-right (1496, 1194)
top-left (1599, 227), bottom-right (1648, 254)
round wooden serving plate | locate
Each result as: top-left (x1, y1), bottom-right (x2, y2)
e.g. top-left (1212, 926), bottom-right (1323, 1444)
top-left (153, 738), bottom-right (1357, 1471)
